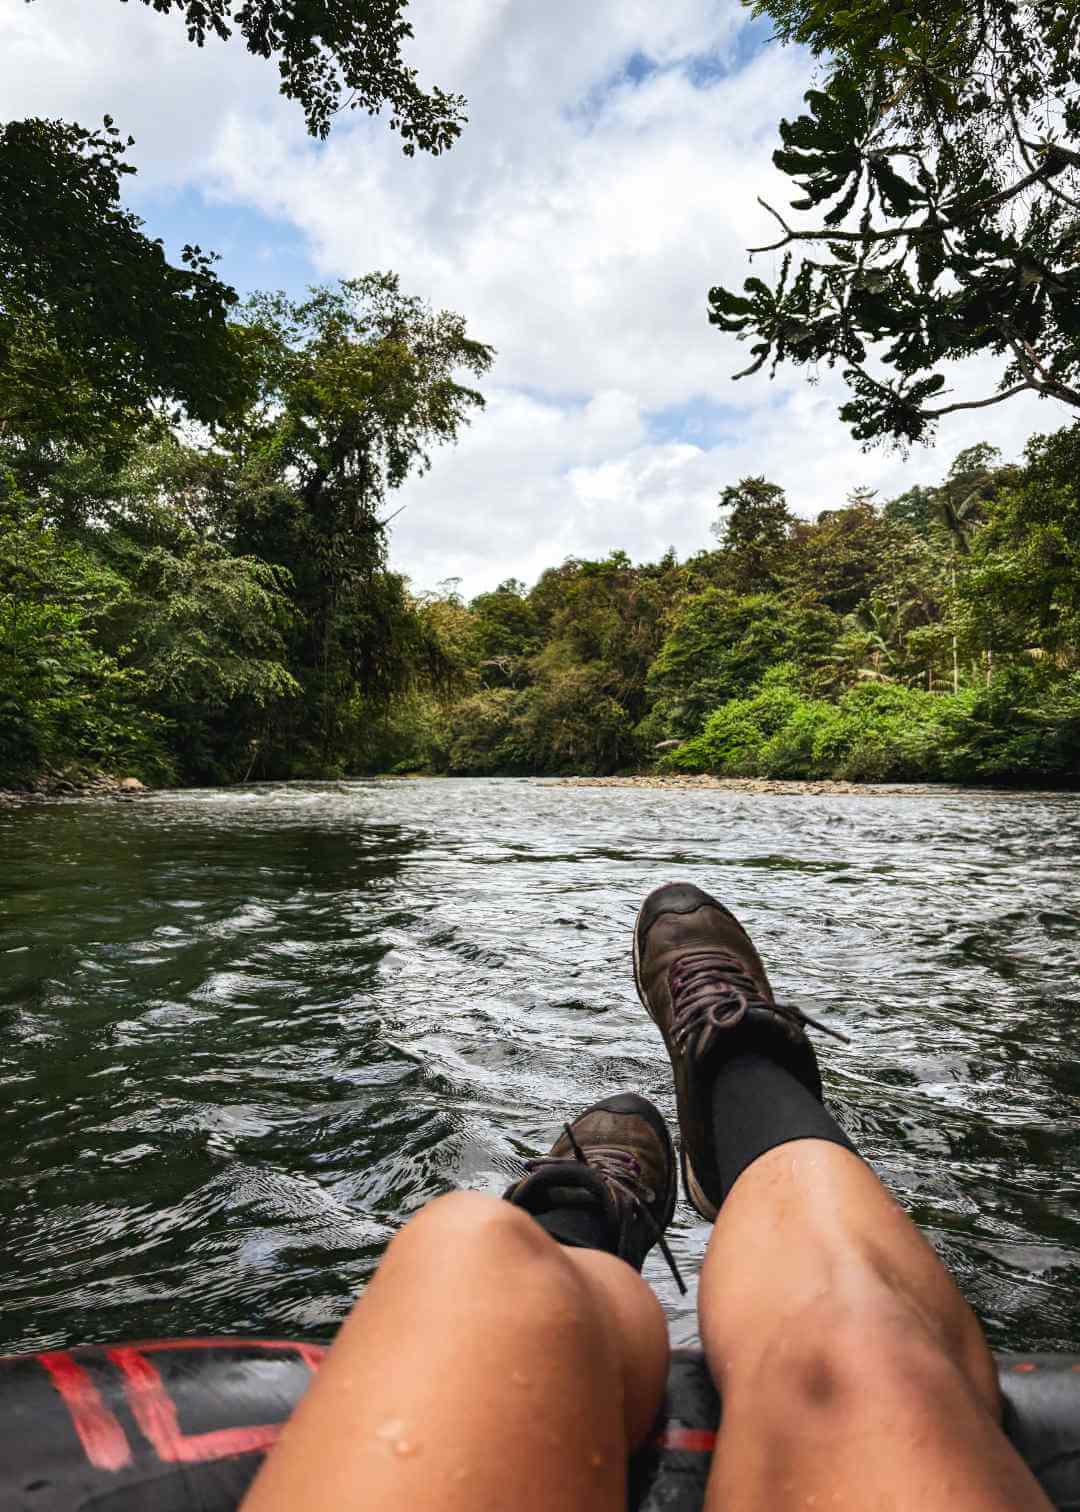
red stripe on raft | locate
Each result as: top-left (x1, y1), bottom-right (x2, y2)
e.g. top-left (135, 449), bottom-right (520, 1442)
top-left (293, 1344), bottom-right (325, 1372)
top-left (38, 1352), bottom-right (133, 1472)
top-left (655, 1427), bottom-right (716, 1453)
top-left (107, 1347), bottom-right (281, 1464)
top-left (117, 1338), bottom-right (326, 1360)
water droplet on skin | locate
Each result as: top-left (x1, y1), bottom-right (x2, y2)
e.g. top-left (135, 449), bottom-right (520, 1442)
top-left (375, 1417), bottom-right (405, 1451)
top-left (590, 1451), bottom-right (605, 1469)
top-left (394, 1439), bottom-right (419, 1458)
top-left (511, 1370), bottom-right (531, 1387)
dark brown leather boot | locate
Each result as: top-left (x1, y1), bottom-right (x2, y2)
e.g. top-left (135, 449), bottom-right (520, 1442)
top-left (503, 1093), bottom-right (682, 1285)
top-left (633, 882), bottom-right (835, 1220)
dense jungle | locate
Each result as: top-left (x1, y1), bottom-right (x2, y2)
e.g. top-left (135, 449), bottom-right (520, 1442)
top-left (3, 0), bottom-right (1080, 789)
top-left (6, 412), bottom-right (1080, 787)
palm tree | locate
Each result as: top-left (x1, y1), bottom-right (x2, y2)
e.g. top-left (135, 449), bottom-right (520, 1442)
top-left (933, 468), bottom-right (995, 691)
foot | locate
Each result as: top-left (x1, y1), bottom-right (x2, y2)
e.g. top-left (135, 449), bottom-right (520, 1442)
top-left (503, 1093), bottom-right (682, 1285)
top-left (633, 882), bottom-right (829, 1221)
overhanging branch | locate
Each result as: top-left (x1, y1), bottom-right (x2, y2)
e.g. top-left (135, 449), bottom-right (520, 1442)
top-left (924, 382), bottom-right (1037, 416)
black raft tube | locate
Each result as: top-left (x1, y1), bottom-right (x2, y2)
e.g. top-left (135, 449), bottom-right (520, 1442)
top-left (2, 1339), bottom-right (1080, 1511)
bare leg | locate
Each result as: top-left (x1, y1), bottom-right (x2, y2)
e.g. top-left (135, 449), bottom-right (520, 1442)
top-left (699, 1140), bottom-right (1051, 1511)
top-left (241, 1191), bottom-right (669, 1512)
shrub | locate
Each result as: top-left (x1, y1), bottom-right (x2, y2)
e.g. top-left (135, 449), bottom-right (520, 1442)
top-left (445, 688), bottom-right (528, 774)
top-left (663, 671), bottom-right (967, 782)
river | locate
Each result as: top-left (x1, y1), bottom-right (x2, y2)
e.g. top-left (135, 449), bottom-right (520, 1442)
top-left (2, 778), bottom-right (1079, 1355)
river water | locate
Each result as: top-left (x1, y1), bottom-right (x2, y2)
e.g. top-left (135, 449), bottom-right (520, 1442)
top-left (2, 778), bottom-right (1079, 1356)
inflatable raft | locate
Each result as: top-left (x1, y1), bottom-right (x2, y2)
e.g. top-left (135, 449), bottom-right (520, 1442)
top-left (2, 1338), bottom-right (1079, 1509)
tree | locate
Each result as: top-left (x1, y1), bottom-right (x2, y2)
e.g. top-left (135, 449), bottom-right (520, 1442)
top-left (883, 483), bottom-right (936, 535)
top-left (469, 585), bottom-right (540, 687)
top-left (645, 588), bottom-right (807, 737)
top-left (784, 495), bottom-right (907, 615)
top-left (0, 482), bottom-right (163, 778)
top-left (0, 118), bottom-right (248, 451)
top-left (708, 3), bottom-right (1080, 443)
top-left (933, 444), bottom-right (1007, 556)
top-left (6, 1), bottom-right (465, 459)
top-left (226, 275), bottom-right (493, 766)
top-left (528, 553), bottom-right (672, 729)
top-left (90, 0), bottom-right (467, 147)
top-left (959, 423), bottom-right (1080, 664)
top-left (711, 477), bottom-right (794, 589)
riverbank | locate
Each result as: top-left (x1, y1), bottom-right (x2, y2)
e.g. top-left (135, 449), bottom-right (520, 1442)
top-left (0, 769), bottom-right (148, 808)
top-left (542, 774), bottom-right (1073, 797)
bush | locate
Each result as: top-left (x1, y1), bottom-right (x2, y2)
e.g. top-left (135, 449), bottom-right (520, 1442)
top-left (663, 670), bottom-right (967, 782)
top-left (0, 503), bottom-right (171, 781)
top-left (445, 689), bottom-right (528, 774)
top-left (940, 668), bottom-right (1080, 783)
top-left (662, 666), bottom-right (805, 774)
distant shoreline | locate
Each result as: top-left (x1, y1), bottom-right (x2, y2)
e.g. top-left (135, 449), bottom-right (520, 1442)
top-left (4, 772), bottom-right (1076, 808)
top-left (541, 774), bottom-right (1078, 798)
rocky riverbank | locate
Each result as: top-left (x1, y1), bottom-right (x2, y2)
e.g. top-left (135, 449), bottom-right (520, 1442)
top-left (0, 770), bottom-right (148, 808)
top-left (542, 774), bottom-right (1059, 797)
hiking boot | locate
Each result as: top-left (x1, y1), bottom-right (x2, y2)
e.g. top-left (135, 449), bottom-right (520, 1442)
top-left (634, 882), bottom-right (843, 1221)
top-left (504, 1093), bottom-right (685, 1290)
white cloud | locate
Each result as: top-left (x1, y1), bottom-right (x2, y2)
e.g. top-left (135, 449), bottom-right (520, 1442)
top-left (1, 0), bottom-right (1068, 595)
top-left (2, 0), bottom-right (291, 185)
top-left (388, 366), bottom-right (1051, 596)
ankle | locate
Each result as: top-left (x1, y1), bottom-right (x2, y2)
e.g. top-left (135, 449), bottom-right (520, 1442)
top-left (709, 1054), bottom-right (856, 1205)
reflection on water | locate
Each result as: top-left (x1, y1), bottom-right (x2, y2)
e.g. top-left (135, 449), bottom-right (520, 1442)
top-left (2, 778), bottom-right (1079, 1353)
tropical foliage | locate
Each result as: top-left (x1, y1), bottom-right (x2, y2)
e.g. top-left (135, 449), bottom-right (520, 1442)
top-left (376, 430), bottom-right (1080, 786)
top-left (4, 0), bottom-right (464, 461)
top-left (709, 0), bottom-right (1080, 442)
top-left (0, 274), bottom-right (491, 786)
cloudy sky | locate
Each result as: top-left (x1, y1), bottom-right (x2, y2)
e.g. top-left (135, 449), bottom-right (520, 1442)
top-left (3, 1), bottom-right (1063, 594)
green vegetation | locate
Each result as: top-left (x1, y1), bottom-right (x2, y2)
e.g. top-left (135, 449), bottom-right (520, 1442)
top-left (5, 0), bottom-right (1079, 791)
top-left (710, 0), bottom-right (1080, 442)
top-left (7, 400), bottom-right (1080, 787)
top-left (1, 274), bottom-right (492, 786)
top-left (4, 2), bottom-right (464, 455)
top-left (98, 0), bottom-right (466, 146)
top-left (366, 431), bottom-right (1080, 786)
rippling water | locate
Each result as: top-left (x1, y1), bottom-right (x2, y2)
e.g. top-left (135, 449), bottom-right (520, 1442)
top-left (2, 778), bottom-right (1079, 1356)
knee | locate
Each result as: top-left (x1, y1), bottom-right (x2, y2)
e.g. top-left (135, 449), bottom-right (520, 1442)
top-left (740, 1300), bottom-right (964, 1422)
top-left (383, 1191), bottom-right (583, 1300)
top-left (396, 1190), bottom-right (554, 1259)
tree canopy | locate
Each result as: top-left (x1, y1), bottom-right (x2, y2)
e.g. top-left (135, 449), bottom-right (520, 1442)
top-left (31, 0), bottom-right (466, 147)
top-left (6, 0), bottom-right (466, 449)
top-left (0, 259), bottom-right (495, 783)
top-left (709, 0), bottom-right (1080, 443)
top-left (0, 117), bottom-right (248, 449)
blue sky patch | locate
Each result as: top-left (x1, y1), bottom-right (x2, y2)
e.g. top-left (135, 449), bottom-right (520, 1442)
top-left (566, 30), bottom-right (769, 131)
top-left (647, 394), bottom-right (745, 447)
top-left (128, 183), bottom-right (316, 300)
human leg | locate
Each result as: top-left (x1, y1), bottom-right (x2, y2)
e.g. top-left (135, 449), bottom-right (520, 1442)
top-left (699, 1137), bottom-right (1049, 1510)
top-left (635, 882), bottom-right (1052, 1512)
top-left (241, 1093), bottom-right (677, 1512)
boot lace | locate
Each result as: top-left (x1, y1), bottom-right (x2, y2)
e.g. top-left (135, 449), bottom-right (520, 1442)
top-left (526, 1129), bottom-right (687, 1294)
top-left (669, 950), bottom-right (850, 1060)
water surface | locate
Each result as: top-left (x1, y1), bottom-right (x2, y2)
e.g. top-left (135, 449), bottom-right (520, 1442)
top-left (2, 778), bottom-right (1079, 1354)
